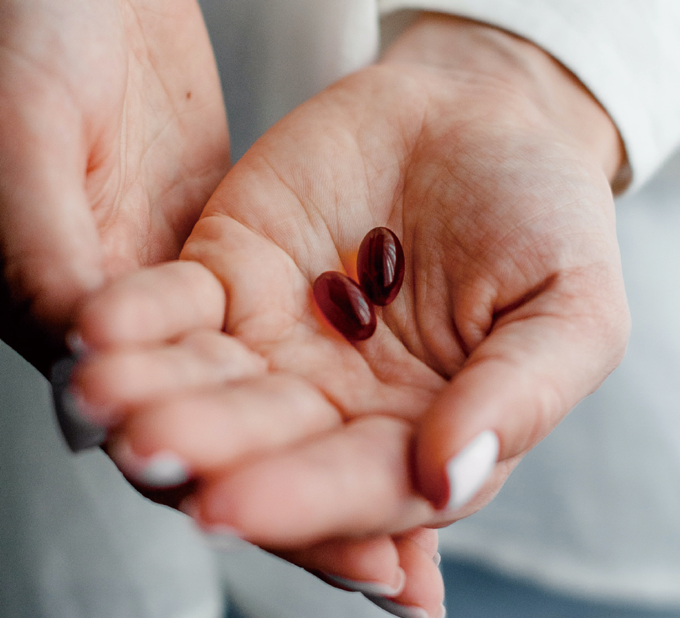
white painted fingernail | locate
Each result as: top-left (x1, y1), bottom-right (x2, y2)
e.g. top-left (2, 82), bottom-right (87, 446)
top-left (364, 596), bottom-right (429, 618)
top-left (438, 604), bottom-right (447, 618)
top-left (445, 431), bottom-right (499, 510)
top-left (139, 452), bottom-right (190, 487)
top-left (110, 439), bottom-right (190, 487)
top-left (179, 498), bottom-right (249, 552)
top-left (66, 331), bottom-right (90, 356)
top-left (433, 551), bottom-right (441, 567)
top-left (324, 567), bottom-right (405, 597)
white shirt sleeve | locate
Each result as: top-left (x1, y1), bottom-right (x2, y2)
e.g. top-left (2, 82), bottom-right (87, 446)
top-left (378, 0), bottom-right (680, 191)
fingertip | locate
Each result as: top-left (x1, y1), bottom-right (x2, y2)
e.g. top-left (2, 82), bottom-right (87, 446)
top-left (320, 567), bottom-right (405, 597)
top-left (414, 373), bottom-right (504, 510)
top-left (68, 355), bottom-right (128, 425)
top-left (295, 537), bottom-right (403, 595)
top-left (380, 534), bottom-right (445, 618)
top-left (444, 430), bottom-right (499, 510)
top-left (414, 327), bottom-right (572, 511)
top-left (363, 596), bottom-right (433, 618)
top-left (107, 436), bottom-right (192, 488)
top-left (75, 261), bottom-right (226, 347)
top-left (416, 407), bottom-right (500, 511)
top-left (414, 414), bottom-right (453, 510)
top-left (65, 330), bottom-right (91, 355)
top-left (75, 285), bottom-right (139, 348)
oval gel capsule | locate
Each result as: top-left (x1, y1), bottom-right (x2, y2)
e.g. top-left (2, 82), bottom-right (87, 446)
top-left (357, 227), bottom-right (405, 306)
top-left (313, 271), bottom-right (377, 341)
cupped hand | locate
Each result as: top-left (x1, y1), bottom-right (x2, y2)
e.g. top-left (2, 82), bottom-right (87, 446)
top-left (0, 0), bottom-right (228, 371)
top-left (71, 13), bottom-right (629, 617)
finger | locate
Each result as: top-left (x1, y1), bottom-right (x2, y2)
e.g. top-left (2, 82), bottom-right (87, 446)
top-left (181, 212), bottom-right (314, 346)
top-left (75, 261), bottom-right (226, 347)
top-left (416, 276), bottom-right (630, 510)
top-left (107, 374), bottom-right (342, 485)
top-left (367, 533), bottom-right (445, 618)
top-left (190, 416), bottom-right (435, 548)
top-left (71, 329), bottom-right (267, 423)
top-left (280, 536), bottom-right (405, 597)
top-left (284, 531), bottom-right (444, 618)
top-left (396, 528), bottom-right (439, 559)
top-left (0, 89), bottom-right (104, 332)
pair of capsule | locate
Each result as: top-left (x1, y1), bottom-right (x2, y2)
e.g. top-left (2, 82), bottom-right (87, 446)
top-left (313, 227), bottom-right (405, 341)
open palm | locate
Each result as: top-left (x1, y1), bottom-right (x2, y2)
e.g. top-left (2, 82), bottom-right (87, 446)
top-left (72, 21), bottom-right (630, 615)
top-left (76, 57), bottom-right (629, 550)
top-left (0, 0), bottom-right (228, 370)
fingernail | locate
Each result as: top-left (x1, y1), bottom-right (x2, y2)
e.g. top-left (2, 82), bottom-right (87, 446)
top-left (109, 439), bottom-right (190, 488)
top-left (65, 331), bottom-right (90, 356)
top-left (433, 551), bottom-right (441, 567)
top-left (445, 430), bottom-right (499, 510)
top-left (69, 386), bottom-right (120, 424)
top-left (364, 596), bottom-right (430, 618)
top-left (439, 604), bottom-right (447, 618)
top-left (50, 355), bottom-right (108, 452)
top-left (180, 499), bottom-right (250, 552)
top-left (323, 567), bottom-right (405, 597)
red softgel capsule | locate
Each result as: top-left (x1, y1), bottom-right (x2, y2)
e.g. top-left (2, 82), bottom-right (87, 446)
top-left (357, 227), bottom-right (405, 306)
top-left (313, 271), bottom-right (377, 341)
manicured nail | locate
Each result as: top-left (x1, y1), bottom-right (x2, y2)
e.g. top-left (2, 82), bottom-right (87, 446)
top-left (323, 567), bottom-right (405, 597)
top-left (364, 596), bottom-right (429, 618)
top-left (433, 552), bottom-right (441, 567)
top-left (180, 499), bottom-right (250, 552)
top-left (49, 355), bottom-right (108, 452)
top-left (445, 431), bottom-right (499, 510)
top-left (65, 331), bottom-right (90, 356)
top-left (109, 439), bottom-right (190, 487)
top-left (439, 604), bottom-right (447, 618)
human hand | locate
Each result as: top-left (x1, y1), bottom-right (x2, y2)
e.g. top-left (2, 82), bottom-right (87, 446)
top-left (70, 13), bottom-right (629, 617)
top-left (0, 0), bottom-right (228, 372)
top-left (66, 261), bottom-right (445, 616)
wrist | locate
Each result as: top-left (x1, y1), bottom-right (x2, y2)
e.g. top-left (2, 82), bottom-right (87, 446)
top-left (381, 13), bottom-right (627, 191)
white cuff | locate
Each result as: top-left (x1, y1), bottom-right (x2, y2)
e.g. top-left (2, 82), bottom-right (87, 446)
top-left (379, 0), bottom-right (680, 191)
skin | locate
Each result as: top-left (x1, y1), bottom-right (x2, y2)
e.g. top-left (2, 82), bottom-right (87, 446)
top-left (72, 14), bottom-right (628, 618)
top-left (0, 0), bottom-right (438, 611)
top-left (0, 0), bottom-right (229, 371)
top-left (0, 0), bottom-right (436, 614)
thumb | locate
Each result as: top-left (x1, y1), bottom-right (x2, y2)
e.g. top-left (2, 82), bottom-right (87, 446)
top-left (0, 98), bottom-right (104, 343)
top-left (415, 283), bottom-right (630, 512)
